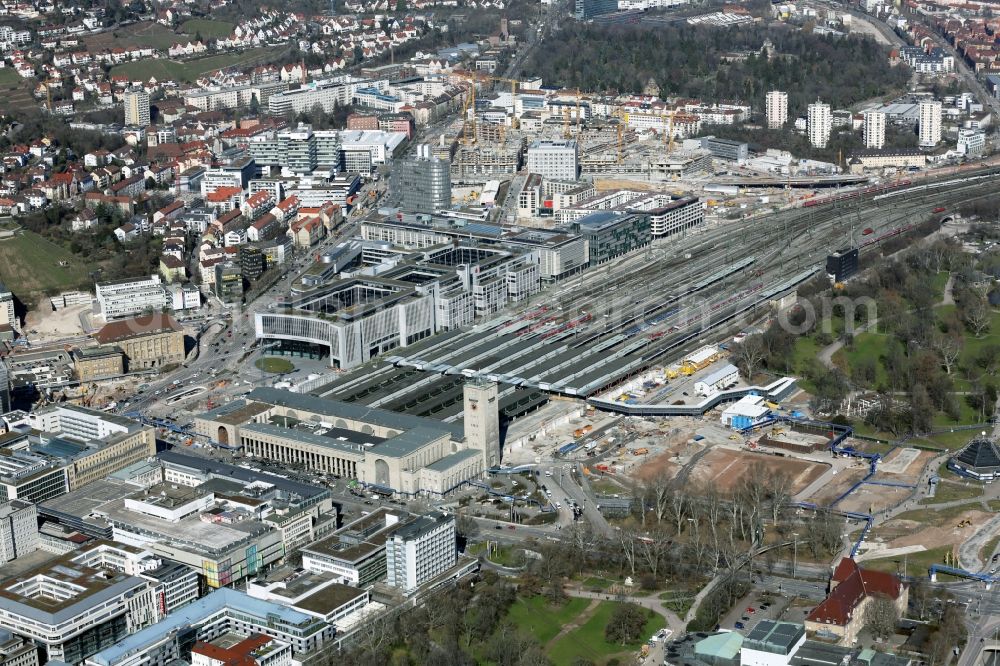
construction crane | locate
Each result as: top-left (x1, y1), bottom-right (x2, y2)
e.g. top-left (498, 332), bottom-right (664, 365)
top-left (460, 79), bottom-right (477, 146)
top-left (454, 70), bottom-right (522, 140)
top-left (612, 107), bottom-right (628, 164)
top-left (575, 91), bottom-right (582, 139)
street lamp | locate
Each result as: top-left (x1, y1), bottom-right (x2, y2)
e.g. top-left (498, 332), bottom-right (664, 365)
top-left (792, 533), bottom-right (799, 579)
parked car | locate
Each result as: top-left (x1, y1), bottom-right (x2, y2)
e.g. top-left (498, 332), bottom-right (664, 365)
top-left (735, 622), bottom-right (745, 630)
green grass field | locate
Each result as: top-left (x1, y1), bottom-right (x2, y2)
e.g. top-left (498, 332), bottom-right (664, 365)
top-left (860, 545), bottom-right (954, 579)
top-left (0, 231), bottom-right (91, 300)
top-left (0, 69), bottom-right (20, 86)
top-left (180, 19), bottom-right (234, 38)
top-left (547, 601), bottom-right (664, 666)
top-left (111, 47), bottom-right (281, 83)
top-left (255, 357), bottom-right (295, 373)
top-left (919, 480), bottom-right (983, 505)
top-left (507, 597), bottom-right (593, 645)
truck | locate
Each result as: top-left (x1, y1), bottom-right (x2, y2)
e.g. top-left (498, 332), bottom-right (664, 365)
top-left (632, 447), bottom-right (649, 456)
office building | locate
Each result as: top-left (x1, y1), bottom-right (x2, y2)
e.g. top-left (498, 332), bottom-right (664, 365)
top-left (701, 137), bottom-right (748, 162)
top-left (570, 211), bottom-right (651, 265)
top-left (919, 100), bottom-right (942, 147)
top-left (807, 100), bottom-right (832, 149)
top-left (0, 501), bottom-right (37, 565)
top-left (72, 346), bottom-right (125, 382)
top-left (385, 513), bottom-right (457, 594)
top-left (215, 262), bottom-right (245, 304)
top-left (958, 128), bottom-right (985, 157)
top-left (25, 404), bottom-right (157, 491)
top-left (765, 91), bottom-right (787, 129)
top-left (95, 275), bottom-right (167, 321)
top-left (863, 111), bottom-right (886, 149)
top-left (266, 76), bottom-right (382, 116)
top-left (0, 447), bottom-right (69, 505)
top-left (575, 0), bottom-right (618, 19)
top-left (394, 145), bottom-right (452, 213)
top-left (526, 139), bottom-right (579, 181)
top-left (0, 555), bottom-right (163, 663)
top-left (85, 588), bottom-right (335, 666)
top-left (0, 632), bottom-right (39, 666)
top-left (302, 508), bottom-right (410, 586)
top-left (92, 313), bottom-right (185, 370)
top-left (246, 124), bottom-right (339, 174)
top-left (123, 88), bottom-right (150, 128)
top-left (826, 248), bottom-right (859, 283)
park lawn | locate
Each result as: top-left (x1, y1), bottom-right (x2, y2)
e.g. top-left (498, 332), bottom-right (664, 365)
top-left (547, 602), bottom-right (664, 666)
top-left (579, 576), bottom-right (616, 591)
top-left (919, 480), bottom-right (983, 505)
top-left (931, 397), bottom-right (983, 428)
top-left (860, 545), bottom-right (955, 579)
top-left (790, 336), bottom-right (822, 392)
top-left (506, 596), bottom-right (592, 645)
top-left (849, 421), bottom-right (896, 443)
top-left (917, 429), bottom-right (979, 451)
top-left (254, 357), bottom-right (295, 373)
top-left (928, 271), bottom-right (950, 303)
top-left (111, 47), bottom-right (281, 83)
top-left (0, 231), bottom-right (91, 299)
top-left (833, 331), bottom-right (889, 387)
top-left (0, 69), bottom-right (20, 86)
top-left (180, 19), bottom-right (234, 38)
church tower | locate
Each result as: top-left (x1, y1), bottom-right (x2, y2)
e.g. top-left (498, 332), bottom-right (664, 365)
top-left (464, 379), bottom-right (500, 469)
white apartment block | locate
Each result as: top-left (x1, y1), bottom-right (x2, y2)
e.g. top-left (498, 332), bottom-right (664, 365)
top-left (526, 139), bottom-right (579, 181)
top-left (863, 110), bottom-right (886, 149)
top-left (27, 403), bottom-right (136, 441)
top-left (0, 281), bottom-right (15, 332)
top-left (807, 101), bottom-right (832, 149)
top-left (765, 91), bottom-right (787, 129)
top-left (123, 89), bottom-right (150, 128)
top-left (0, 500), bottom-right (37, 565)
top-left (95, 275), bottom-right (167, 320)
top-left (919, 100), bottom-right (942, 147)
top-left (385, 513), bottom-right (457, 594)
top-left (958, 128), bottom-right (986, 156)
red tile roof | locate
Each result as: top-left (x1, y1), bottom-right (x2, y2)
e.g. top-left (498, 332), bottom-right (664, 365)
top-left (191, 634), bottom-right (272, 666)
top-left (806, 558), bottom-right (903, 627)
top-left (93, 313), bottom-right (182, 344)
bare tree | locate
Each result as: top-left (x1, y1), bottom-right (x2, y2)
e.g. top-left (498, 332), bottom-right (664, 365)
top-left (618, 527), bottom-right (639, 575)
top-left (932, 330), bottom-right (963, 375)
top-left (768, 471), bottom-right (792, 526)
top-left (667, 488), bottom-right (689, 535)
top-left (963, 295), bottom-right (991, 338)
top-left (733, 334), bottom-right (767, 380)
top-left (864, 593), bottom-right (899, 641)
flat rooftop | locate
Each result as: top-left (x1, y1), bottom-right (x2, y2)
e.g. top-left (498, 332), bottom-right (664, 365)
top-left (99, 498), bottom-right (272, 556)
top-left (294, 581), bottom-right (366, 615)
top-left (0, 553), bottom-right (146, 624)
